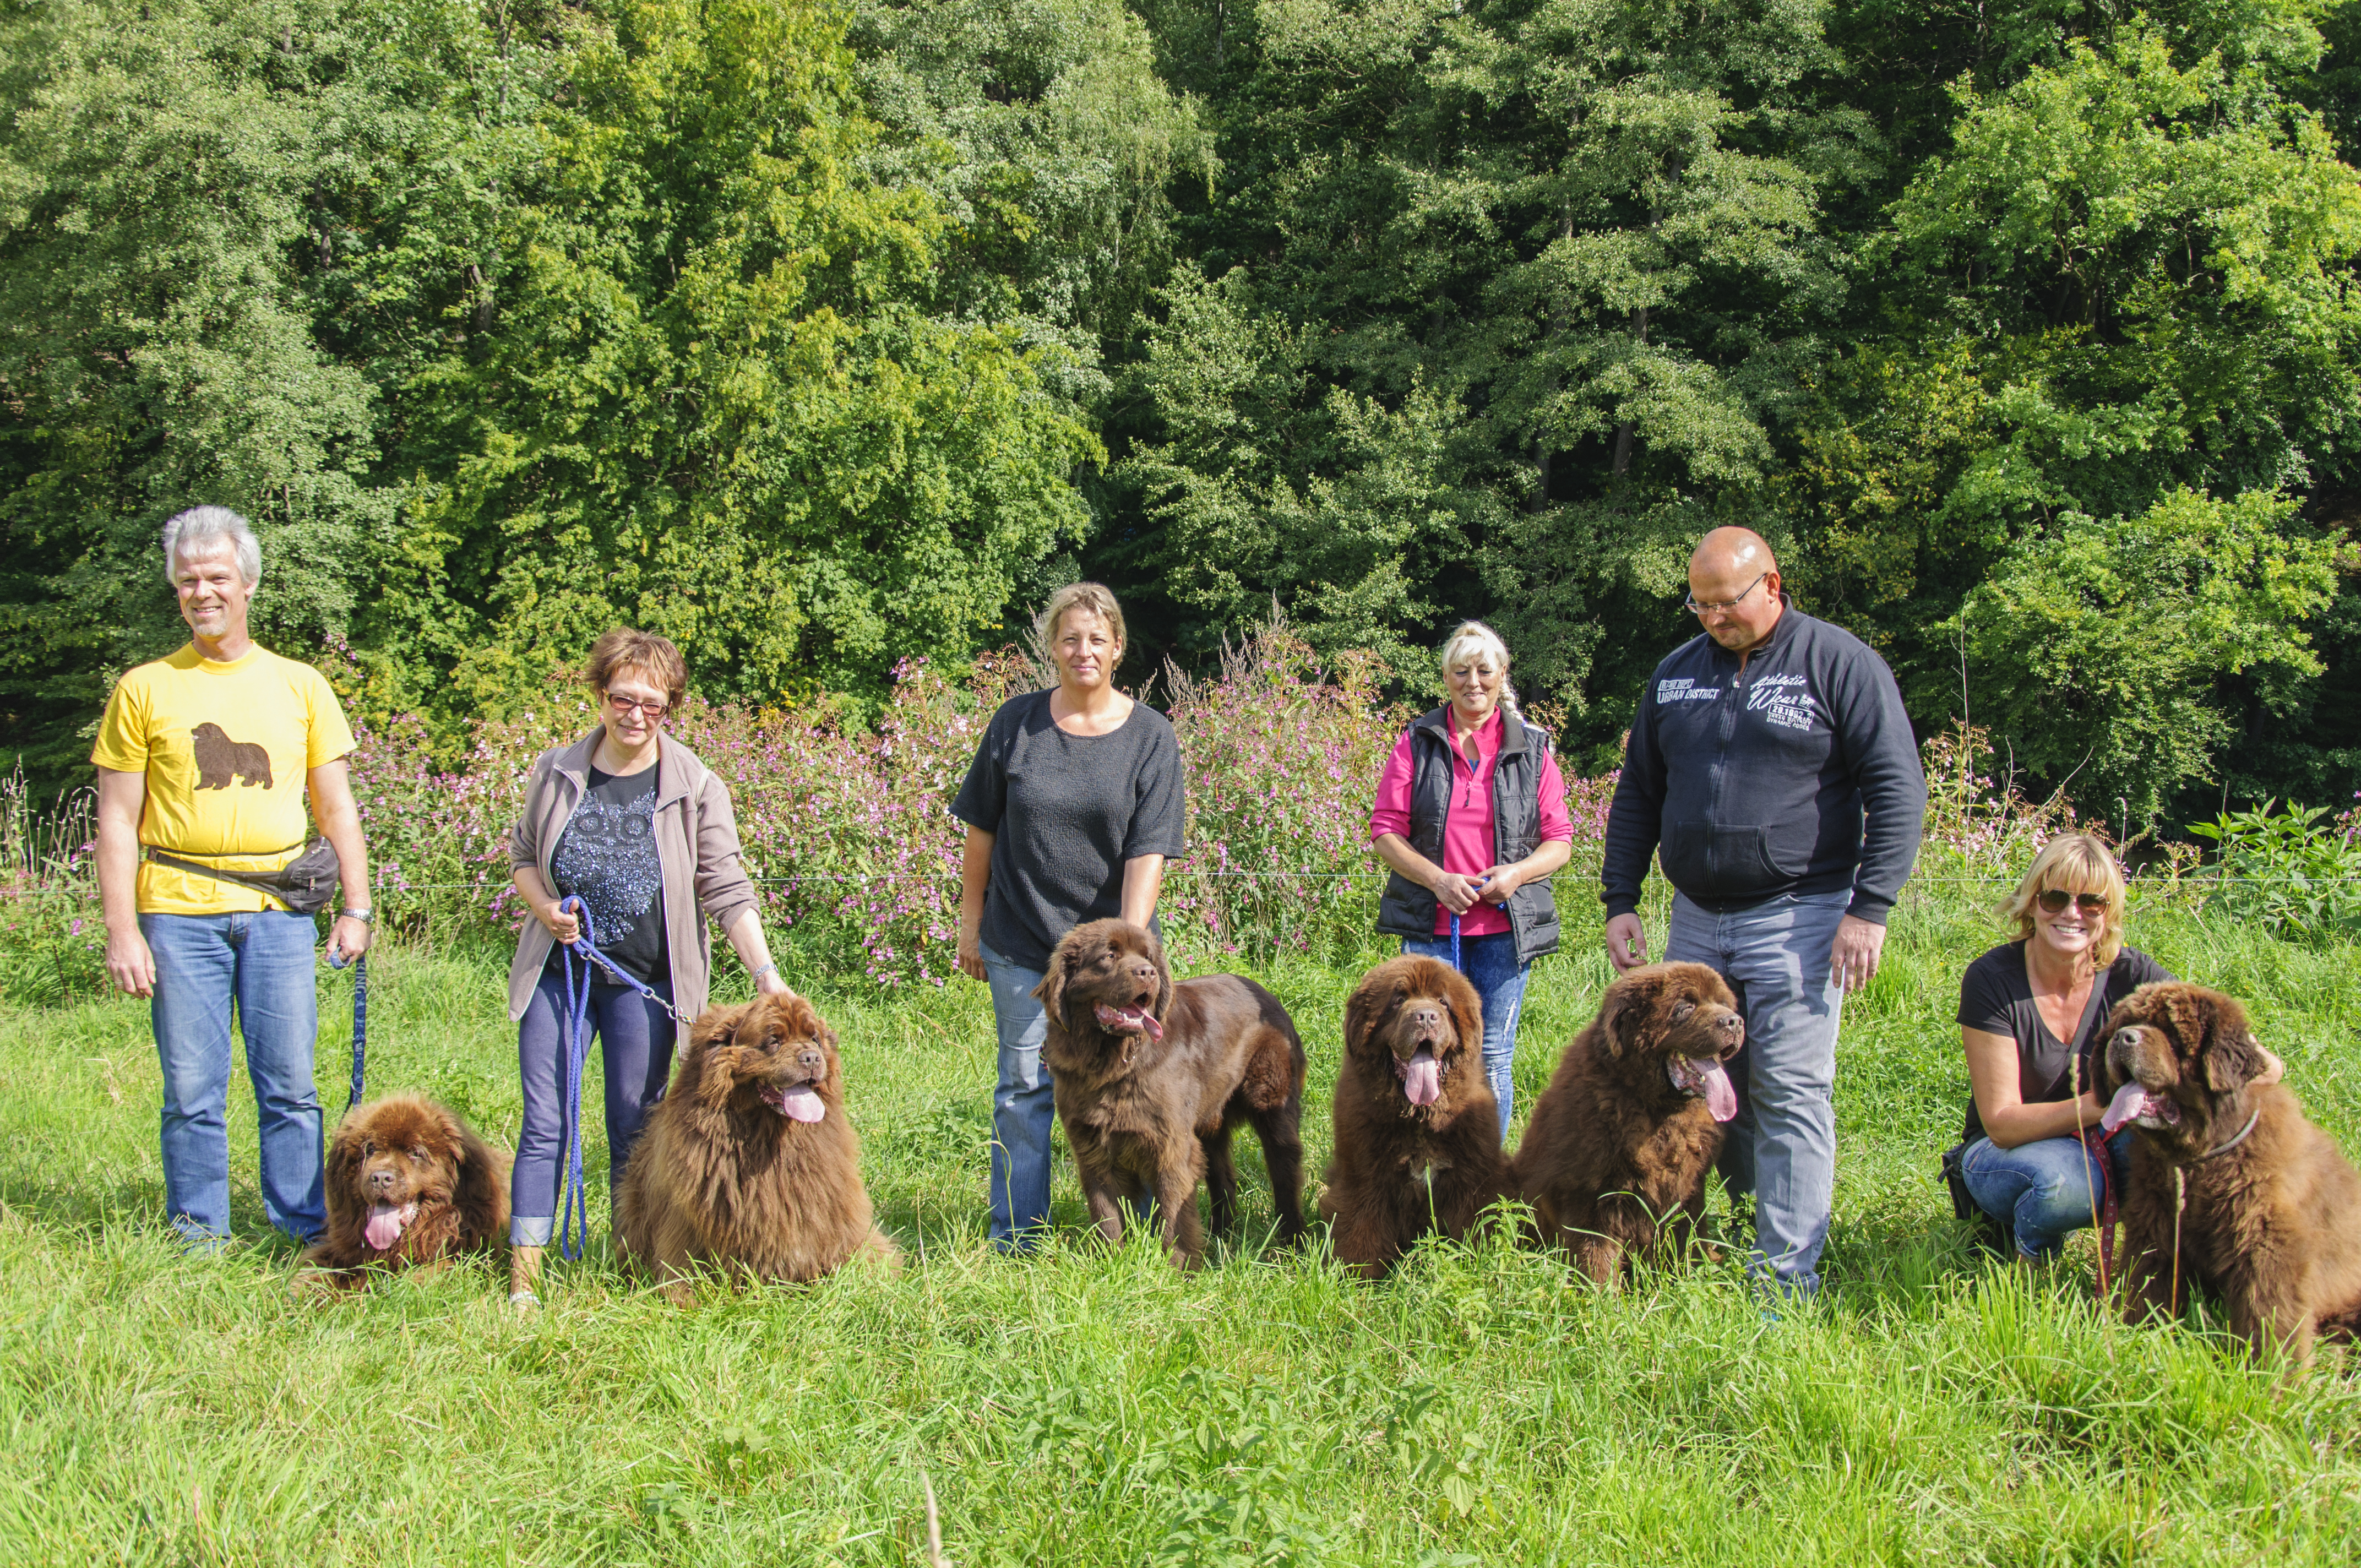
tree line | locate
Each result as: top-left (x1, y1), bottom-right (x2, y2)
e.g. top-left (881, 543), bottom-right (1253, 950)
top-left (4, 0), bottom-right (2358, 830)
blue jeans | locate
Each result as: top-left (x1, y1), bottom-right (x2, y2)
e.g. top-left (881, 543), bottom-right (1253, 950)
top-left (1664, 888), bottom-right (1850, 1294)
top-left (511, 971), bottom-right (677, 1246)
top-left (981, 940), bottom-right (1056, 1253)
top-left (1400, 929), bottom-right (1530, 1139)
top-left (142, 910), bottom-right (327, 1247)
top-left (1961, 1130), bottom-right (2132, 1259)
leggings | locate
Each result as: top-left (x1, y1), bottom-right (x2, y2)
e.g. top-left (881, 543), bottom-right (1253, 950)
top-left (510, 970), bottom-right (677, 1246)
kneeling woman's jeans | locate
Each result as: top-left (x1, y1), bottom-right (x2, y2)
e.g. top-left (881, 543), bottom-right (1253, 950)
top-left (511, 971), bottom-right (677, 1247)
top-left (1397, 930), bottom-right (1529, 1140)
top-left (1960, 1128), bottom-right (2131, 1259)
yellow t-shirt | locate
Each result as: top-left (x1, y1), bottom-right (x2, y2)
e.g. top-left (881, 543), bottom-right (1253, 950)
top-left (90, 643), bottom-right (356, 915)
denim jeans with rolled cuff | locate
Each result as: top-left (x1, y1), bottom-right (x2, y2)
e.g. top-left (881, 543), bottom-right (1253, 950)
top-left (142, 909), bottom-right (328, 1248)
top-left (510, 970), bottom-right (676, 1246)
top-left (1961, 1129), bottom-right (2131, 1259)
top-left (981, 940), bottom-right (1058, 1253)
top-left (1664, 888), bottom-right (1851, 1295)
top-left (1399, 929), bottom-right (1530, 1140)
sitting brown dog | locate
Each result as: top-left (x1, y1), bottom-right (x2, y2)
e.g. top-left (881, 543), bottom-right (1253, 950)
top-left (1513, 962), bottom-right (1744, 1284)
top-left (1319, 955), bottom-right (1511, 1279)
top-left (1038, 919), bottom-right (1307, 1266)
top-left (615, 992), bottom-right (897, 1304)
top-left (2103, 982), bottom-right (2361, 1366)
top-left (301, 1094), bottom-right (510, 1293)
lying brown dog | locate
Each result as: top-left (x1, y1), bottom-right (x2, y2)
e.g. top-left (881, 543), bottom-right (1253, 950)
top-left (2103, 981), bottom-right (2361, 1365)
top-left (1513, 962), bottom-right (1743, 1283)
top-left (1319, 955), bottom-right (1511, 1278)
top-left (1038, 919), bottom-right (1307, 1266)
top-left (615, 993), bottom-right (897, 1304)
top-left (301, 1094), bottom-right (510, 1293)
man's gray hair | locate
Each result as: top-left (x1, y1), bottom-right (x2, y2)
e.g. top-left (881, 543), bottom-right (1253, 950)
top-left (161, 505), bottom-right (262, 586)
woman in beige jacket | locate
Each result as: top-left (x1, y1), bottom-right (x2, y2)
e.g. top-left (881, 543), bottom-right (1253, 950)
top-left (503, 628), bottom-right (789, 1306)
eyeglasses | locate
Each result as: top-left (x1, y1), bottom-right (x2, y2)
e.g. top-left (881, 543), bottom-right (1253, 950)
top-left (1684, 572), bottom-right (1770, 616)
top-left (605, 692), bottom-right (670, 720)
top-left (2036, 889), bottom-right (2109, 916)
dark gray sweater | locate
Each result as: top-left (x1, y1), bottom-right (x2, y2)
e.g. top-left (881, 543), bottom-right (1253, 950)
top-left (951, 690), bottom-right (1187, 971)
top-left (1602, 601), bottom-right (1927, 924)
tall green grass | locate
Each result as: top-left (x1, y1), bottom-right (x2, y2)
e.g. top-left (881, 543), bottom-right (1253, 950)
top-left (3, 885), bottom-right (2359, 1565)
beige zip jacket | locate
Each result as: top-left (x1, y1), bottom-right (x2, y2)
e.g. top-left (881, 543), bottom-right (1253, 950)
top-left (505, 728), bottom-right (760, 1042)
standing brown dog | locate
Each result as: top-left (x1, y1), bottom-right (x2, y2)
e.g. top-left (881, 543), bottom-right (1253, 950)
top-left (615, 993), bottom-right (896, 1304)
top-left (1513, 962), bottom-right (1744, 1283)
top-left (1038, 919), bottom-right (1307, 1266)
top-left (1319, 956), bottom-right (1511, 1278)
top-left (301, 1094), bottom-right (510, 1293)
top-left (2103, 982), bottom-right (2361, 1366)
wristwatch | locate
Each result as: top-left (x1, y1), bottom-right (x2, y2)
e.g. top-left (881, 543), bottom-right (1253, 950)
top-left (341, 908), bottom-right (374, 924)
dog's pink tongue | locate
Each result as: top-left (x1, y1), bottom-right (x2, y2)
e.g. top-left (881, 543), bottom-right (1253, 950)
top-left (363, 1202), bottom-right (407, 1253)
top-left (1141, 1013), bottom-right (1163, 1042)
top-left (1698, 1061), bottom-right (1738, 1123)
top-left (777, 1085), bottom-right (826, 1124)
top-left (2101, 1080), bottom-right (2153, 1135)
top-left (1402, 1049), bottom-right (1442, 1107)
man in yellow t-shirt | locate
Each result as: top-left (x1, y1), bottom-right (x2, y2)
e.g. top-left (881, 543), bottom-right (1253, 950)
top-left (93, 506), bottom-right (374, 1250)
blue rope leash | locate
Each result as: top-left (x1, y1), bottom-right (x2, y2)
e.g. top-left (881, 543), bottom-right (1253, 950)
top-left (325, 947), bottom-right (367, 1109)
top-left (553, 896), bottom-right (689, 1262)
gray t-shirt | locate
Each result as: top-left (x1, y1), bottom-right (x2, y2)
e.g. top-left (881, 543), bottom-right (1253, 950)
top-left (950, 690), bottom-right (1187, 972)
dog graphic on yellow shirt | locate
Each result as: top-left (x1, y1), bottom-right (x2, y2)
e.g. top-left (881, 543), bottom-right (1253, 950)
top-left (190, 722), bottom-right (274, 791)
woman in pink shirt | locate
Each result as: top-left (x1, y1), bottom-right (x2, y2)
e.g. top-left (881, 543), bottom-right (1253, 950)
top-left (1370, 622), bottom-right (1576, 1136)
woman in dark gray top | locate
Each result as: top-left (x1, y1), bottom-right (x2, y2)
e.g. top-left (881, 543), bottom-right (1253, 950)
top-left (1955, 831), bottom-right (2275, 1263)
top-left (951, 582), bottom-right (1186, 1251)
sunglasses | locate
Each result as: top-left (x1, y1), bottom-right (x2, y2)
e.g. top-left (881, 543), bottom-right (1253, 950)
top-left (2036, 889), bottom-right (2109, 916)
top-left (605, 691), bottom-right (670, 720)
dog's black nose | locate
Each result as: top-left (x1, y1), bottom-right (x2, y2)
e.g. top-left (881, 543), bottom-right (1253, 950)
top-left (1405, 1003), bottom-right (1444, 1034)
top-left (797, 1048), bottom-right (823, 1072)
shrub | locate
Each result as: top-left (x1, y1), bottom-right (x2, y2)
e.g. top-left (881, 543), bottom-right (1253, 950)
top-left (2188, 801), bottom-right (2361, 942)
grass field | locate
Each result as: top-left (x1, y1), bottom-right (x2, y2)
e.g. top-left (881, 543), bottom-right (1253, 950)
top-left (4, 886), bottom-right (2361, 1565)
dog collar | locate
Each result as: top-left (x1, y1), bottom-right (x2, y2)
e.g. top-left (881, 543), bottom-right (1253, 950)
top-left (2196, 1108), bottom-right (2262, 1162)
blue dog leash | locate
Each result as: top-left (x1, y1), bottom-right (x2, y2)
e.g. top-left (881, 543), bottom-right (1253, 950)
top-left (325, 948), bottom-right (367, 1110)
top-left (553, 895), bottom-right (689, 1261)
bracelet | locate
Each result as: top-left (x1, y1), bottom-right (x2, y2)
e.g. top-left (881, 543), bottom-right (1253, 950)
top-left (750, 961), bottom-right (778, 983)
top-left (341, 908), bottom-right (374, 924)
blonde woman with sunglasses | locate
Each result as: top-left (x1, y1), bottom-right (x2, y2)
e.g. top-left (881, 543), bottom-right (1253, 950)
top-left (502, 627), bottom-right (790, 1306)
top-left (1952, 831), bottom-right (2277, 1263)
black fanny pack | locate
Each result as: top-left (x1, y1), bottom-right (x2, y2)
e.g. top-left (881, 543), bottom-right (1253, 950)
top-left (148, 839), bottom-right (342, 916)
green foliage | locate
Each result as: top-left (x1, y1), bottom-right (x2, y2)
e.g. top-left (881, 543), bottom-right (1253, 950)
top-left (2189, 797), bottom-right (2361, 938)
top-left (1951, 486), bottom-right (2337, 822)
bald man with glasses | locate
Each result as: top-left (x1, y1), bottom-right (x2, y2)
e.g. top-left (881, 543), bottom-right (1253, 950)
top-left (1600, 526), bottom-right (1927, 1298)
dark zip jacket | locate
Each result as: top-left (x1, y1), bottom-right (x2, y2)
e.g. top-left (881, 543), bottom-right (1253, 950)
top-left (1601, 600), bottom-right (1926, 924)
top-left (1376, 706), bottom-right (1563, 966)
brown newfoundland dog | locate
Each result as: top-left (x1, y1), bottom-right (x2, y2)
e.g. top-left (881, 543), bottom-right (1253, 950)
top-left (2102, 981), bottom-right (2361, 1365)
top-left (1318, 955), bottom-right (1511, 1279)
top-left (614, 993), bottom-right (896, 1304)
top-left (300, 1094), bottom-right (510, 1293)
top-left (1513, 962), bottom-right (1744, 1284)
top-left (1038, 919), bottom-right (1307, 1266)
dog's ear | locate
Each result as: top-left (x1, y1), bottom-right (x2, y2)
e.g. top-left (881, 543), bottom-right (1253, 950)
top-left (694, 1000), bottom-right (754, 1052)
top-left (1444, 968), bottom-right (1483, 1057)
top-left (689, 1003), bottom-right (753, 1106)
top-left (1343, 970), bottom-right (1395, 1059)
top-left (322, 1110), bottom-right (365, 1224)
top-left (1597, 976), bottom-right (1653, 1059)
top-left (449, 1114), bottom-right (509, 1243)
top-left (1033, 939), bottom-right (1074, 1030)
top-left (1147, 929), bottom-right (1174, 1021)
top-left (2200, 994), bottom-right (2266, 1094)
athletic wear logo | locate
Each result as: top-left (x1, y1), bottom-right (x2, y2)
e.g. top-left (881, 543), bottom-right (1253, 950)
top-left (1656, 678), bottom-right (1720, 704)
top-left (1746, 675), bottom-right (1817, 733)
top-left (190, 722), bottom-right (273, 790)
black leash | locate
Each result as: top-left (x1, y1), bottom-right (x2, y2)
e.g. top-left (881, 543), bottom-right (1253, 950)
top-left (329, 949), bottom-right (367, 1110)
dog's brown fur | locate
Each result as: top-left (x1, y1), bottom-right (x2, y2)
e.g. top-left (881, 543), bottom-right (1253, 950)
top-left (300, 1094), bottom-right (509, 1292)
top-left (1513, 963), bottom-right (1745, 1284)
top-left (614, 993), bottom-right (896, 1304)
top-left (2103, 982), bottom-right (2361, 1366)
top-left (1318, 956), bottom-right (1510, 1278)
top-left (190, 721), bottom-right (273, 790)
top-left (1038, 919), bottom-right (1307, 1266)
